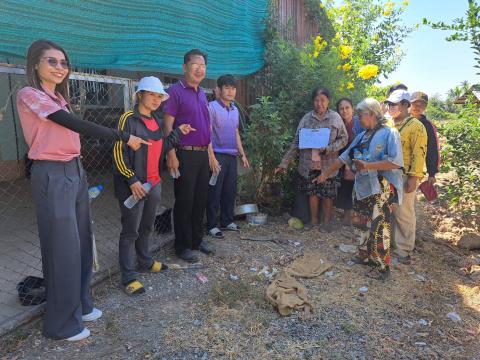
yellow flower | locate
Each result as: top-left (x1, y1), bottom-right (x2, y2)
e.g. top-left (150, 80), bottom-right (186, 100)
top-left (311, 35), bottom-right (327, 58)
top-left (342, 63), bottom-right (352, 71)
top-left (337, 65), bottom-right (342, 70)
top-left (339, 45), bottom-right (352, 59)
top-left (402, 0), bottom-right (409, 6)
top-left (383, 1), bottom-right (394, 16)
top-left (347, 82), bottom-right (354, 89)
top-left (319, 2), bottom-right (325, 8)
top-left (358, 64), bottom-right (379, 80)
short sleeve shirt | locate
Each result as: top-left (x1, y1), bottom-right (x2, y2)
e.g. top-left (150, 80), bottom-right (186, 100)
top-left (16, 86), bottom-right (80, 161)
top-left (163, 80), bottom-right (211, 146)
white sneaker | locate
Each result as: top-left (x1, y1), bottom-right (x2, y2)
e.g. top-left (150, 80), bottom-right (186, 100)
top-left (66, 328), bottom-right (90, 341)
top-left (82, 308), bottom-right (102, 322)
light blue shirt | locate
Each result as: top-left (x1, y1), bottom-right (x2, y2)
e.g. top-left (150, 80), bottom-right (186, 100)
top-left (339, 126), bottom-right (404, 204)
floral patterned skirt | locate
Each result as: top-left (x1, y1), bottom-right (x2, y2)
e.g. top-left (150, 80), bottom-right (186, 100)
top-left (352, 177), bottom-right (397, 271)
top-left (297, 170), bottom-right (340, 199)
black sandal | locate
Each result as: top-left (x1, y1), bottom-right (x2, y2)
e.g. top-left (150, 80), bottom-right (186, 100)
top-left (350, 255), bottom-right (372, 266)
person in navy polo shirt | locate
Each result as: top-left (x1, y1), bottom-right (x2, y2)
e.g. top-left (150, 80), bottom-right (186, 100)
top-left (164, 49), bottom-right (217, 262)
top-left (206, 75), bottom-right (249, 238)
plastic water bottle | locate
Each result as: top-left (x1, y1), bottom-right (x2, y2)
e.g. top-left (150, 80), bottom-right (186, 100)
top-left (170, 169), bottom-right (180, 179)
top-left (352, 149), bottom-right (362, 171)
top-left (88, 185), bottom-right (104, 200)
top-left (209, 166), bottom-right (221, 186)
top-left (123, 182), bottom-right (152, 209)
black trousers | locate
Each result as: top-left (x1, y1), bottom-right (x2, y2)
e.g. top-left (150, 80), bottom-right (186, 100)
top-left (118, 183), bottom-right (161, 285)
top-left (206, 153), bottom-right (237, 230)
top-left (173, 149), bottom-right (210, 254)
top-left (30, 157), bottom-right (93, 339)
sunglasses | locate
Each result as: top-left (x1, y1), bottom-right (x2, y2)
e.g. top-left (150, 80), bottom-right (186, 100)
top-left (42, 57), bottom-right (69, 70)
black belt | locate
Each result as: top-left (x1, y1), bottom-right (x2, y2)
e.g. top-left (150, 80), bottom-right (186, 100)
top-left (178, 145), bottom-right (208, 151)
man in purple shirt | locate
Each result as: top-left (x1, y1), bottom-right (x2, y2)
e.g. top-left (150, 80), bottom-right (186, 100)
top-left (164, 49), bottom-right (216, 262)
top-left (206, 75), bottom-right (249, 239)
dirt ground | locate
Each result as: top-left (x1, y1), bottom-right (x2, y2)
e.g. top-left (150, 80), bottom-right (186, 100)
top-left (1, 178), bottom-right (479, 360)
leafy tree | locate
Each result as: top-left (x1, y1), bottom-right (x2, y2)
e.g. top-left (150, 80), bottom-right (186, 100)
top-left (424, 0), bottom-right (480, 74)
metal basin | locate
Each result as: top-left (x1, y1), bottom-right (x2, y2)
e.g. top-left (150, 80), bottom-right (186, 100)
top-left (234, 203), bottom-right (259, 216)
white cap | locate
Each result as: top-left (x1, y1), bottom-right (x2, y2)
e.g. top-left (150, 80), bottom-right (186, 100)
top-left (135, 76), bottom-right (169, 100)
top-left (386, 89), bottom-right (411, 104)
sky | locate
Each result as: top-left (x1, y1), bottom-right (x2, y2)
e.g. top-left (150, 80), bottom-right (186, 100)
top-left (378, 0), bottom-right (479, 99)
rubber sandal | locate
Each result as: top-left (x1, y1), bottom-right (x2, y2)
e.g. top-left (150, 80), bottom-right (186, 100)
top-left (150, 260), bottom-right (168, 273)
top-left (124, 280), bottom-right (145, 295)
top-left (208, 227), bottom-right (224, 239)
top-left (222, 223), bottom-right (240, 231)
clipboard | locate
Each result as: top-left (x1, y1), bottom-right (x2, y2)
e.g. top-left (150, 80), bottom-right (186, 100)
top-left (299, 128), bottom-right (330, 149)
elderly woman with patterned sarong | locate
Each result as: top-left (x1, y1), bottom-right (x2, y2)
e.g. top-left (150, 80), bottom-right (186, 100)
top-left (275, 87), bottom-right (348, 232)
top-left (315, 98), bottom-right (404, 280)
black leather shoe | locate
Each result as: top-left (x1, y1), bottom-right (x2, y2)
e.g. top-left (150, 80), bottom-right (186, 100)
top-left (199, 241), bottom-right (215, 255)
top-left (177, 249), bottom-right (199, 262)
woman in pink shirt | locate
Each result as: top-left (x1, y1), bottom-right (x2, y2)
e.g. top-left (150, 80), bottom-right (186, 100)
top-left (16, 39), bottom-right (147, 341)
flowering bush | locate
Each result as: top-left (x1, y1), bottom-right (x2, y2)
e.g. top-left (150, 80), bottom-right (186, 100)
top-left (241, 0), bottom-right (412, 205)
top-left (358, 64), bottom-right (379, 80)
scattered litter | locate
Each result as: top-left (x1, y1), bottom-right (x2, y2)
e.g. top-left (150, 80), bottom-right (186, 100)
top-left (247, 212), bottom-right (268, 225)
top-left (288, 240), bottom-right (301, 246)
top-left (288, 217), bottom-right (304, 230)
top-left (415, 342), bottom-right (427, 347)
top-left (325, 270), bottom-right (334, 278)
top-left (347, 260), bottom-right (355, 266)
top-left (169, 263), bottom-right (204, 270)
top-left (220, 267), bottom-right (227, 272)
top-left (414, 274), bottom-right (427, 282)
top-left (416, 332), bottom-right (429, 337)
top-left (148, 287), bottom-right (153, 290)
top-left (339, 244), bottom-right (357, 254)
top-left (446, 312), bottom-right (461, 322)
top-left (419, 319), bottom-right (429, 326)
top-left (193, 320), bottom-right (201, 326)
top-left (359, 286), bottom-right (368, 294)
top-left (250, 267), bottom-right (258, 272)
top-left (125, 342), bottom-right (133, 351)
top-left (258, 266), bottom-right (279, 280)
top-left (404, 320), bottom-right (414, 328)
top-left (229, 274), bottom-right (239, 281)
top-left (467, 329), bottom-right (477, 336)
top-left (195, 273), bottom-right (209, 284)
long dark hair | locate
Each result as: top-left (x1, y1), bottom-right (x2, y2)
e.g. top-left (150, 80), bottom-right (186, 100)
top-left (336, 97), bottom-right (353, 113)
top-left (26, 39), bottom-right (71, 103)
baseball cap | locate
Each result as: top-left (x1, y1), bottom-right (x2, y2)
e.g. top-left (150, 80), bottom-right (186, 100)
top-left (135, 76), bottom-right (169, 100)
top-left (410, 91), bottom-right (429, 104)
top-left (385, 89), bottom-right (411, 104)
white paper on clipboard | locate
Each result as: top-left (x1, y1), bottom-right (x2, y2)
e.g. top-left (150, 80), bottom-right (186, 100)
top-left (299, 128), bottom-right (331, 149)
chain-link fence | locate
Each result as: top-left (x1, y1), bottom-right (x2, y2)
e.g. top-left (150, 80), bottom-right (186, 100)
top-left (0, 64), bottom-right (174, 335)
